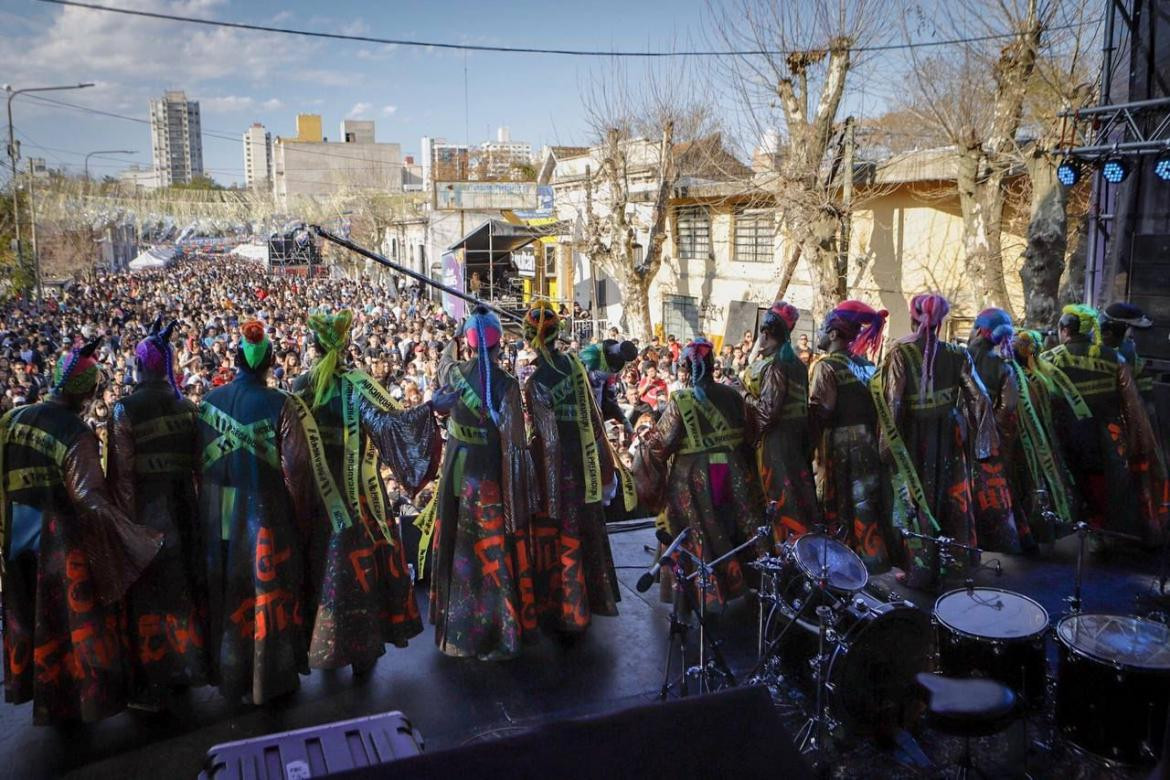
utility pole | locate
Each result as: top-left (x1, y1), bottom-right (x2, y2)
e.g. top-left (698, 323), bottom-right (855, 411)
top-left (27, 157), bottom-right (39, 300)
top-left (5, 82), bottom-right (94, 301)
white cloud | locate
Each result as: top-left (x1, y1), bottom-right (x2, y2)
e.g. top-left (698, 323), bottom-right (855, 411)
top-left (348, 102), bottom-right (373, 118)
top-left (0, 0), bottom-right (352, 93)
top-left (381, 105), bottom-right (398, 116)
top-left (201, 95), bottom-right (256, 113)
top-left (262, 98), bottom-right (284, 110)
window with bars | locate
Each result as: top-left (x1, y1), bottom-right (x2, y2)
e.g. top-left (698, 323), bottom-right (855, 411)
top-left (675, 206), bottom-right (710, 261)
top-left (733, 208), bottom-right (773, 263)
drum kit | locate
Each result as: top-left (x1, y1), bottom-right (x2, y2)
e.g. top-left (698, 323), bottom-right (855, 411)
top-left (739, 520), bottom-right (1170, 771)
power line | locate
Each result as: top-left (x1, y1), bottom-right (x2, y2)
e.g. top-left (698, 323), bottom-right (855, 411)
top-left (18, 93), bottom-right (415, 170)
top-left (38, 0), bottom-right (1100, 57)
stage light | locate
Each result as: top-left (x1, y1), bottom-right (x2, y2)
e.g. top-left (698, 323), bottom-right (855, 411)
top-left (1056, 158), bottom-right (1080, 186)
top-left (1154, 151), bottom-right (1170, 182)
top-left (1100, 156), bottom-right (1131, 184)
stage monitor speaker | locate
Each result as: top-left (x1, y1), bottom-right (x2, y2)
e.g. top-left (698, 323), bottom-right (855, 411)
top-left (331, 685), bottom-right (812, 780)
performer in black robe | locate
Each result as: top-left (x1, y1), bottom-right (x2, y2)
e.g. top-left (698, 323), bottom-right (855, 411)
top-left (196, 321), bottom-right (313, 704)
top-left (1, 340), bottom-right (162, 724)
top-left (293, 309), bottom-right (443, 674)
top-left (106, 318), bottom-right (209, 708)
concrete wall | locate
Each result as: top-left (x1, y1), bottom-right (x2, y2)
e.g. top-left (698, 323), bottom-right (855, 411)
top-left (274, 140), bottom-right (403, 202)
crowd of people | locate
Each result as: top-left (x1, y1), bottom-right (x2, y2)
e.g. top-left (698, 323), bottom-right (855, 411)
top-left (0, 255), bottom-right (1165, 729)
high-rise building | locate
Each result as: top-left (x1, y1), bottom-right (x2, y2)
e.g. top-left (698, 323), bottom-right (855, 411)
top-left (149, 90), bottom-right (203, 186)
top-left (478, 126), bottom-right (532, 181)
top-left (243, 123), bottom-right (273, 192)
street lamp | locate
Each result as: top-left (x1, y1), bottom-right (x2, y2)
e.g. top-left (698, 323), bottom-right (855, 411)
top-left (5, 82), bottom-right (95, 301)
top-left (85, 149), bottom-right (136, 180)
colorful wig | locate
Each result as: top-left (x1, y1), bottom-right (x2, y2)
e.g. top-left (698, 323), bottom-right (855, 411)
top-left (1059, 304), bottom-right (1102, 356)
top-left (973, 307), bottom-right (1015, 360)
top-left (761, 301), bottom-right (800, 363)
top-left (306, 308), bottom-right (354, 408)
top-left (908, 293), bottom-right (951, 395)
top-left (53, 337), bottom-right (102, 396)
top-left (464, 306), bottom-right (502, 425)
top-left (135, 316), bottom-right (181, 398)
top-left (824, 300), bottom-right (888, 359)
top-left (682, 338), bottom-right (716, 401)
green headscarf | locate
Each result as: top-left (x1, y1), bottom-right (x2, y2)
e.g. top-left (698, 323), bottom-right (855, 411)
top-left (306, 308), bottom-right (355, 409)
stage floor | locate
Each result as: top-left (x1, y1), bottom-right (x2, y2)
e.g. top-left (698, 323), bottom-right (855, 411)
top-left (2, 526), bottom-right (1163, 779)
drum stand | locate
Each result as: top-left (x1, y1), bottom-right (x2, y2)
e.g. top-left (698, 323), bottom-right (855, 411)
top-left (793, 555), bottom-right (840, 760)
top-left (659, 533), bottom-right (763, 699)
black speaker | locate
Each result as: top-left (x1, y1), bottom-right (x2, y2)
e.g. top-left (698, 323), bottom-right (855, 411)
top-left (1129, 234), bottom-right (1170, 363)
top-left (331, 686), bottom-right (812, 780)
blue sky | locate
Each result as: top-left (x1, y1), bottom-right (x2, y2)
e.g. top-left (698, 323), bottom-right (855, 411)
top-left (0, 0), bottom-right (724, 185)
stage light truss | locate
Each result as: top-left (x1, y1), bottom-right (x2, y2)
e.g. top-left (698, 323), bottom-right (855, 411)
top-left (1059, 96), bottom-right (1170, 158)
top-left (1053, 97), bottom-right (1170, 186)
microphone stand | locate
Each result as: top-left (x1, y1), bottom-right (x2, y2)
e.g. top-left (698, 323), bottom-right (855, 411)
top-left (1066, 521), bottom-right (1141, 614)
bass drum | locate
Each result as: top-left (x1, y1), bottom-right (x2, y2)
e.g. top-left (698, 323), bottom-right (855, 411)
top-left (767, 589), bottom-right (932, 735)
top-left (1055, 614), bottom-right (1170, 765)
top-left (934, 587), bottom-right (1049, 706)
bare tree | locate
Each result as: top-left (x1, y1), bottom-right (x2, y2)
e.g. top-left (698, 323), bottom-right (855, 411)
top-left (708, 0), bottom-right (883, 320)
top-left (1017, 1), bottom-right (1099, 326)
top-left (904, 0), bottom-right (1057, 316)
top-left (578, 56), bottom-right (711, 341)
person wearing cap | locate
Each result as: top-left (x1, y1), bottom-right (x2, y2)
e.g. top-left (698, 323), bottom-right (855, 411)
top-left (875, 294), bottom-right (998, 588)
top-left (428, 306), bottom-right (537, 660)
top-left (580, 338), bottom-right (639, 432)
top-left (523, 301), bottom-right (620, 635)
top-left (633, 338), bottom-right (763, 606)
top-left (1099, 303), bottom-right (1166, 541)
top-left (966, 309), bottom-right (1030, 554)
top-left (809, 301), bottom-right (894, 570)
top-left (195, 320), bottom-right (315, 704)
top-left (742, 301), bottom-right (820, 545)
top-left (0, 339), bottom-right (163, 725)
top-left (105, 317), bottom-right (209, 709)
top-left (291, 309), bottom-right (445, 676)
top-left (1042, 304), bottom-right (1157, 540)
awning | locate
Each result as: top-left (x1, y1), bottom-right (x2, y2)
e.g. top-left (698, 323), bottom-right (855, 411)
top-left (447, 219), bottom-right (544, 265)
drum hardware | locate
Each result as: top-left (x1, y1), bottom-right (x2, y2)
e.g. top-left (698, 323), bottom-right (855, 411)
top-left (1066, 522), bottom-right (1143, 614)
top-left (658, 526), bottom-right (768, 699)
top-left (794, 603), bottom-right (841, 759)
top-left (899, 527), bottom-right (986, 569)
top-left (793, 541), bottom-right (841, 760)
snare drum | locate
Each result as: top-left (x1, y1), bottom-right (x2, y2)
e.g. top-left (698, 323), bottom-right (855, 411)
top-left (1055, 614), bottom-right (1170, 765)
top-left (790, 533), bottom-right (868, 594)
top-left (933, 587), bottom-right (1049, 705)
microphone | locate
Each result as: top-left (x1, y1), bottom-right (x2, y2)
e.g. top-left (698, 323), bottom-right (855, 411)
top-left (637, 527), bottom-right (690, 593)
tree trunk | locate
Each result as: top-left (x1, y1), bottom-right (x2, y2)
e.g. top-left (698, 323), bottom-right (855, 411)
top-left (1059, 211), bottom-right (1088, 306)
top-left (1020, 151), bottom-right (1068, 328)
top-left (615, 265), bottom-right (654, 342)
top-left (956, 146), bottom-right (1013, 313)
